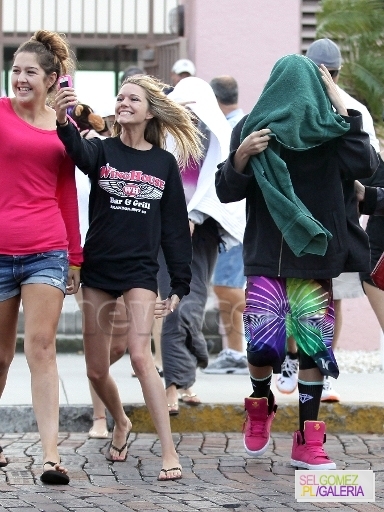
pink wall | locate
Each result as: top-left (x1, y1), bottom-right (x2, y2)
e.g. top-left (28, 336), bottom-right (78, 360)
top-left (184, 0), bottom-right (302, 114)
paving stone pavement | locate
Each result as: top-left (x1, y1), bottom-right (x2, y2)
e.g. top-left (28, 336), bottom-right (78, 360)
top-left (0, 431), bottom-right (384, 511)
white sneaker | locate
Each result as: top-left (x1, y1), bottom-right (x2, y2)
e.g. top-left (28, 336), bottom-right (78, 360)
top-left (276, 354), bottom-right (299, 394)
top-left (202, 349), bottom-right (248, 374)
top-left (321, 377), bottom-right (340, 402)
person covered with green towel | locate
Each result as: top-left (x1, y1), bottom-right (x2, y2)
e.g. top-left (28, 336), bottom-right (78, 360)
top-left (215, 54), bottom-right (379, 470)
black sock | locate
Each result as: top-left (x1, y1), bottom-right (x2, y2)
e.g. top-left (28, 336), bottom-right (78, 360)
top-left (250, 373), bottom-right (272, 399)
top-left (298, 380), bottom-right (323, 433)
top-left (287, 351), bottom-right (298, 359)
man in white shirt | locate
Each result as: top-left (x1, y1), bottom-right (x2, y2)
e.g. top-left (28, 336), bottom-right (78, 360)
top-left (204, 76), bottom-right (248, 375)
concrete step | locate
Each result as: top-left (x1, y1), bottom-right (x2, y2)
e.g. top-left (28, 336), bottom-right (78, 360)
top-left (1, 401), bottom-right (383, 434)
top-left (2, 354), bottom-right (384, 434)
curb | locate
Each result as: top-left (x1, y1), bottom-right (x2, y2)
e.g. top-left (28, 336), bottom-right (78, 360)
top-left (2, 402), bottom-right (384, 434)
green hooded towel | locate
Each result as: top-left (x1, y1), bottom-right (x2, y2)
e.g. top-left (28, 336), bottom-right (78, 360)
top-left (241, 54), bottom-right (350, 257)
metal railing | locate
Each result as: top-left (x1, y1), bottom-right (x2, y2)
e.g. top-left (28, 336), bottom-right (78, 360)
top-left (2, 0), bottom-right (179, 42)
top-left (0, 0), bottom-right (183, 90)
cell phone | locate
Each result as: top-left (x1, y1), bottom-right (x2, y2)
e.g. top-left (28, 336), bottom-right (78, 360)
top-left (58, 75), bottom-right (73, 88)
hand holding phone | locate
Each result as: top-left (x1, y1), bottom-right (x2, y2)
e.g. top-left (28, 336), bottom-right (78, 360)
top-left (58, 75), bottom-right (73, 88)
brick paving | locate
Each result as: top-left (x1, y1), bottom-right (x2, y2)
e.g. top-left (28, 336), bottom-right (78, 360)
top-left (0, 431), bottom-right (383, 511)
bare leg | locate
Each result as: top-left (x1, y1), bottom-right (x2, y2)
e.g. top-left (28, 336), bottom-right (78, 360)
top-left (0, 295), bottom-right (20, 465)
top-left (249, 364), bottom-right (273, 380)
top-left (332, 299), bottom-right (342, 350)
top-left (363, 281), bottom-right (384, 331)
top-left (76, 290), bottom-right (128, 438)
top-left (286, 336), bottom-right (298, 353)
top-left (299, 367), bottom-right (324, 382)
top-left (22, 284), bottom-right (67, 478)
top-left (82, 288), bottom-right (131, 461)
top-left (165, 384), bottom-right (179, 410)
top-left (152, 316), bottom-right (163, 370)
top-left (123, 288), bottom-right (180, 480)
top-left (213, 285), bottom-right (245, 353)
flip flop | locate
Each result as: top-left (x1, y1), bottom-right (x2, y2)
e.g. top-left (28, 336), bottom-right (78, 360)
top-left (179, 393), bottom-right (201, 406)
top-left (40, 461), bottom-right (70, 485)
top-left (167, 403), bottom-right (179, 416)
top-left (88, 416), bottom-right (109, 439)
top-left (89, 427), bottom-right (109, 439)
top-left (105, 431), bottom-right (131, 462)
top-left (0, 446), bottom-right (8, 468)
top-left (157, 466), bottom-right (182, 481)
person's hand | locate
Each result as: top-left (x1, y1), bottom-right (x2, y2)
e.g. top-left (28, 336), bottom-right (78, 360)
top-left (319, 64), bottom-right (348, 116)
top-left (54, 87), bottom-right (78, 124)
top-left (66, 268), bottom-right (80, 295)
top-left (354, 180), bottom-right (366, 202)
top-left (189, 220), bottom-right (195, 236)
top-left (154, 294), bottom-right (180, 318)
top-left (234, 128), bottom-right (271, 173)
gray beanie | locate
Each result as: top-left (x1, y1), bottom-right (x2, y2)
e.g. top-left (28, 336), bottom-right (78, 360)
top-left (306, 38), bottom-right (342, 69)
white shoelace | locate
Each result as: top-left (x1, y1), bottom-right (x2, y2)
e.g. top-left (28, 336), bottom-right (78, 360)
top-left (281, 356), bottom-right (299, 377)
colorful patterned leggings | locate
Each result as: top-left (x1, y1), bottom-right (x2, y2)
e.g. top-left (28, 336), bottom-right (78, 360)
top-left (243, 276), bottom-right (338, 378)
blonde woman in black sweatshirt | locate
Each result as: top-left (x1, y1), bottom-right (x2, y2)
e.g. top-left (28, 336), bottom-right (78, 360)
top-left (55, 75), bottom-right (202, 481)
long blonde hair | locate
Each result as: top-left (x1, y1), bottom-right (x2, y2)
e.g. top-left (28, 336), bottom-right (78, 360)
top-left (112, 75), bottom-right (203, 168)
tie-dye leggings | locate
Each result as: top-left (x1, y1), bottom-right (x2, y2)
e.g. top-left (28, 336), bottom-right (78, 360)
top-left (243, 276), bottom-right (339, 378)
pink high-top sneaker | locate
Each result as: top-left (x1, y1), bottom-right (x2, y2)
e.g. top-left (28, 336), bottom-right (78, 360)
top-left (291, 420), bottom-right (336, 470)
top-left (243, 395), bottom-right (277, 456)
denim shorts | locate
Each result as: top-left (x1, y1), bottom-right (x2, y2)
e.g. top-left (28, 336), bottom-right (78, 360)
top-left (211, 243), bottom-right (246, 288)
top-left (0, 251), bottom-right (69, 301)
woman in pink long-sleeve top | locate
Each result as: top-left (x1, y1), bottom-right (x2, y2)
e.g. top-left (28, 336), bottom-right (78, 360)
top-left (0, 30), bottom-right (82, 485)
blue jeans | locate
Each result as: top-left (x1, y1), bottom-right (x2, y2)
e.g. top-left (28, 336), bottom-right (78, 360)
top-left (0, 251), bottom-right (68, 301)
top-left (211, 243), bottom-right (246, 288)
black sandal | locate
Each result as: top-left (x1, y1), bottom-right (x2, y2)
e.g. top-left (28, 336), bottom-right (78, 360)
top-left (157, 466), bottom-right (182, 481)
top-left (40, 461), bottom-right (70, 485)
top-left (0, 446), bottom-right (8, 468)
top-left (105, 431), bottom-right (130, 462)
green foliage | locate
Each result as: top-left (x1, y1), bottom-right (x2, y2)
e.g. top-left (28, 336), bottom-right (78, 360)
top-left (316, 0), bottom-right (384, 128)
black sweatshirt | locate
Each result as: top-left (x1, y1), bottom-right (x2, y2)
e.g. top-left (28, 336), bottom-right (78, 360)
top-left (215, 111), bottom-right (379, 279)
top-left (57, 121), bottom-right (192, 299)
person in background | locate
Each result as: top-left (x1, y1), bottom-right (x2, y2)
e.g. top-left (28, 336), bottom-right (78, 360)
top-left (120, 66), bottom-right (146, 84)
top-left (170, 59), bottom-right (196, 87)
top-left (276, 38), bottom-right (382, 403)
top-left (215, 53), bottom-right (378, 469)
top-left (0, 30), bottom-right (82, 484)
top-left (55, 74), bottom-right (202, 481)
top-left (203, 75), bottom-right (248, 375)
top-left (356, 180), bottom-right (384, 215)
top-left (161, 77), bottom-right (245, 414)
top-left (358, 161), bottom-right (384, 338)
top-left (69, 101), bottom-right (127, 440)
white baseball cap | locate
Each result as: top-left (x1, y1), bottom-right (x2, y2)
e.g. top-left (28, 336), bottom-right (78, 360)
top-left (171, 59), bottom-right (196, 76)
